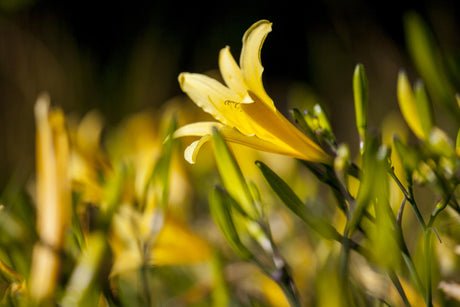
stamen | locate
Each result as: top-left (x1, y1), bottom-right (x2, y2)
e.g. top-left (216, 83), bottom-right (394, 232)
top-left (224, 100), bottom-right (242, 110)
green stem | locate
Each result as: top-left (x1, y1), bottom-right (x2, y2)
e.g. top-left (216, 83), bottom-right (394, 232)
top-left (140, 264), bottom-right (152, 307)
top-left (406, 175), bottom-right (426, 230)
top-left (396, 198), bottom-right (407, 228)
top-left (423, 192), bottom-right (453, 302)
top-left (388, 168), bottom-right (426, 230)
top-left (424, 230), bottom-right (433, 307)
top-left (394, 192), bottom-right (425, 297)
top-left (388, 167), bottom-right (410, 200)
top-left (339, 227), bottom-right (352, 305)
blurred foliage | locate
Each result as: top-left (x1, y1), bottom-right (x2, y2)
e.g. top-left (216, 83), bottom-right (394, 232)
top-left (0, 1), bottom-right (460, 307)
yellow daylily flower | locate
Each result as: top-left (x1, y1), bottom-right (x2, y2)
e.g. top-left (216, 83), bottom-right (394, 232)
top-left (175, 20), bottom-right (331, 164)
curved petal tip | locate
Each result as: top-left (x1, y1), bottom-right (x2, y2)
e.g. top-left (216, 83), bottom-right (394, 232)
top-left (184, 135), bottom-right (211, 164)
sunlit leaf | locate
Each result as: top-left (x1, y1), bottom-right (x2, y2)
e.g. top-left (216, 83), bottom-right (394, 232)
top-left (256, 160), bottom-right (340, 241)
top-left (413, 81), bottom-right (434, 138)
top-left (145, 115), bottom-right (178, 209)
top-left (209, 186), bottom-right (252, 260)
top-left (404, 11), bottom-right (459, 120)
top-left (212, 128), bottom-right (258, 220)
top-left (397, 71), bottom-right (426, 139)
top-left (353, 63), bottom-right (369, 152)
top-left (348, 135), bottom-right (379, 235)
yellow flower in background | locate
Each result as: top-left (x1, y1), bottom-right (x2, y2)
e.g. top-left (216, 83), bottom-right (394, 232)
top-left (106, 111), bottom-right (162, 203)
top-left (174, 20), bottom-right (331, 164)
top-left (29, 93), bottom-right (71, 302)
top-left (110, 205), bottom-right (212, 276)
top-left (70, 110), bottom-right (111, 205)
top-left (67, 109), bottom-right (212, 276)
top-left (106, 110), bottom-right (192, 214)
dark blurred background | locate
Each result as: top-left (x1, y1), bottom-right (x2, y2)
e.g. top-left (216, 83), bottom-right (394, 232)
top-left (1, 0), bottom-right (459, 187)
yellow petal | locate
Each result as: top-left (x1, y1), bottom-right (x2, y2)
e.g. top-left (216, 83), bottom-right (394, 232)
top-left (179, 125), bottom-right (306, 164)
top-left (240, 20), bottom-right (274, 109)
top-left (219, 126), bottom-right (297, 155)
top-left (110, 249), bottom-right (142, 276)
top-left (174, 121), bottom-right (224, 138)
top-left (150, 217), bottom-right (212, 265)
top-left (241, 95), bottom-right (331, 163)
top-left (219, 46), bottom-right (247, 98)
top-left (76, 110), bottom-right (104, 155)
top-left (179, 73), bottom-right (240, 126)
top-left (179, 73), bottom-right (256, 136)
top-left (397, 71), bottom-right (425, 139)
top-left (184, 135), bottom-right (212, 164)
top-left (260, 274), bottom-right (290, 307)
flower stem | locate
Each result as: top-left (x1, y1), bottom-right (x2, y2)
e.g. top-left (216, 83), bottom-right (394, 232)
top-left (388, 168), bottom-right (426, 230)
top-left (339, 227), bottom-right (351, 305)
top-left (406, 175), bottom-right (426, 230)
top-left (140, 264), bottom-right (152, 307)
top-left (395, 196), bottom-right (425, 297)
top-left (424, 230), bottom-right (433, 307)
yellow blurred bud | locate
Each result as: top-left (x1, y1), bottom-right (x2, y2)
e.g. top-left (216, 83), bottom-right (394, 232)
top-left (29, 93), bottom-right (71, 302)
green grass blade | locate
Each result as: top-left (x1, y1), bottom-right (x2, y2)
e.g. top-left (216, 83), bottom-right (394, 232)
top-left (212, 128), bottom-right (258, 220)
top-left (209, 186), bottom-right (252, 260)
top-left (256, 161), bottom-right (340, 241)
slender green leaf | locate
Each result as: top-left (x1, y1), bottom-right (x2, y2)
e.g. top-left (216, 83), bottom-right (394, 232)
top-left (209, 186), bottom-right (252, 260)
top-left (211, 252), bottom-right (230, 307)
top-left (146, 115), bottom-right (178, 209)
top-left (353, 63), bottom-right (368, 152)
top-left (256, 161), bottom-right (340, 241)
top-left (414, 80), bottom-right (434, 138)
top-left (404, 11), bottom-right (459, 120)
top-left (212, 128), bottom-right (258, 220)
top-left (348, 135), bottom-right (379, 235)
